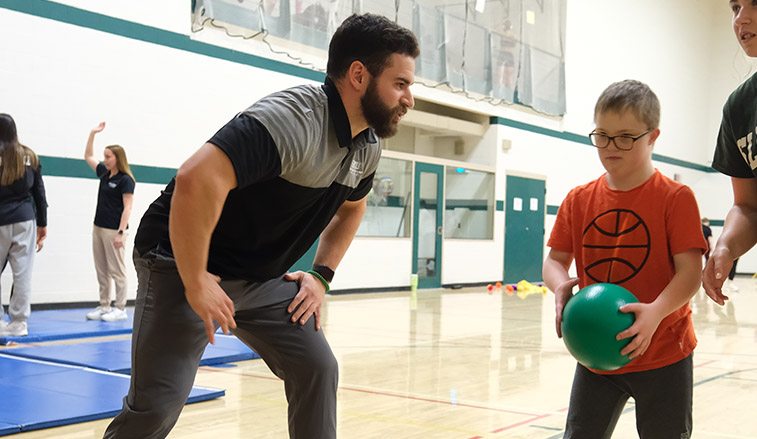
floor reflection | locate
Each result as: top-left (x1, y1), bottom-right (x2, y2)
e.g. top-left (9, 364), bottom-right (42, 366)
top-left (323, 277), bottom-right (757, 438)
top-left (12, 278), bottom-right (757, 438)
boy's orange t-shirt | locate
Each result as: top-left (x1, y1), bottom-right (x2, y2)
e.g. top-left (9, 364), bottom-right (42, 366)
top-left (548, 170), bottom-right (707, 374)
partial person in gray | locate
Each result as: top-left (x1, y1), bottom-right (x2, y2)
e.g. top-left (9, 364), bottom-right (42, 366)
top-left (103, 13), bottom-right (419, 439)
top-left (0, 113), bottom-right (48, 338)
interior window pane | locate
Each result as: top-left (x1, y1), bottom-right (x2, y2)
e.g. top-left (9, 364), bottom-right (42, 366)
top-left (356, 157), bottom-right (412, 237)
top-left (444, 168), bottom-right (494, 239)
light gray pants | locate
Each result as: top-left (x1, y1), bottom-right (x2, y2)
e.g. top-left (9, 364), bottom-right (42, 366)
top-left (92, 225), bottom-right (127, 310)
top-left (103, 249), bottom-right (338, 439)
top-left (0, 220), bottom-right (36, 323)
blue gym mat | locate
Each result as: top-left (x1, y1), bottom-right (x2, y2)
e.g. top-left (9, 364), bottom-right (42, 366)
top-left (2, 334), bottom-right (260, 374)
top-left (0, 354), bottom-right (224, 435)
top-left (0, 308), bottom-right (133, 345)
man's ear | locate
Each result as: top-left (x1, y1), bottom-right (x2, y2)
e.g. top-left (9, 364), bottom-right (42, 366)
top-left (347, 60), bottom-right (369, 92)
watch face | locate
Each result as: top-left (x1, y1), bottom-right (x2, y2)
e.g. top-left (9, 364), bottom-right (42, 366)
top-left (313, 265), bottom-right (335, 282)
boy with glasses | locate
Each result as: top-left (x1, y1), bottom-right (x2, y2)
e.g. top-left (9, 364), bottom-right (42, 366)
top-left (703, 0), bottom-right (757, 304)
top-left (543, 79), bottom-right (706, 438)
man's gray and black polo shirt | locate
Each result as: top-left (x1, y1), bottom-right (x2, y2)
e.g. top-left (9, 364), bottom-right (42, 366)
top-left (135, 78), bottom-right (381, 281)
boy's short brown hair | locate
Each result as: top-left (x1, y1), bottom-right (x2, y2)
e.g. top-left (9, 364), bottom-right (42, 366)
top-left (594, 80), bottom-right (660, 129)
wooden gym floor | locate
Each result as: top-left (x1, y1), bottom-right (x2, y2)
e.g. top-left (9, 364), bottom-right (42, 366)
top-left (5, 277), bottom-right (756, 438)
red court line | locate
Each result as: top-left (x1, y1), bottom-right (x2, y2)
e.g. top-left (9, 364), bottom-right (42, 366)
top-left (491, 413), bottom-right (551, 433)
top-left (199, 366), bottom-right (540, 416)
top-left (339, 385), bottom-right (540, 417)
top-left (465, 409), bottom-right (567, 439)
top-left (694, 359), bottom-right (716, 368)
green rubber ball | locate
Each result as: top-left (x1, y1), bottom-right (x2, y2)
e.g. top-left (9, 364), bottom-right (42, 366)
top-left (560, 283), bottom-right (638, 371)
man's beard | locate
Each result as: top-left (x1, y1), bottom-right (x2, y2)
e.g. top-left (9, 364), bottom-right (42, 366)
top-left (361, 79), bottom-right (405, 139)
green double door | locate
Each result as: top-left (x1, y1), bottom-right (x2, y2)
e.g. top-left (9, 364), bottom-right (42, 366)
top-left (503, 174), bottom-right (546, 284)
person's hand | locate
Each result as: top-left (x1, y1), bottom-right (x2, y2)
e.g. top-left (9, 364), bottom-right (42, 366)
top-left (703, 247), bottom-right (734, 306)
top-left (184, 272), bottom-right (236, 344)
top-left (92, 121), bottom-right (105, 133)
top-left (36, 226), bottom-right (47, 252)
top-left (553, 277), bottom-right (580, 338)
top-left (113, 232), bottom-right (125, 249)
top-left (285, 271), bottom-right (327, 330)
top-left (616, 302), bottom-right (665, 359)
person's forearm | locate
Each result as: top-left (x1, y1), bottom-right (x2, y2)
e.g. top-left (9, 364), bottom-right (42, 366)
top-left (32, 166), bottom-right (48, 227)
top-left (84, 129), bottom-right (100, 170)
top-left (118, 194), bottom-right (133, 232)
top-left (118, 207), bottom-right (132, 231)
top-left (170, 172), bottom-right (226, 288)
top-left (542, 256), bottom-right (571, 293)
top-left (653, 271), bottom-right (700, 316)
top-left (652, 250), bottom-right (702, 316)
top-left (313, 199), bottom-right (367, 270)
top-left (85, 131), bottom-right (96, 160)
top-left (714, 204), bottom-right (757, 259)
top-left (169, 143), bottom-right (237, 288)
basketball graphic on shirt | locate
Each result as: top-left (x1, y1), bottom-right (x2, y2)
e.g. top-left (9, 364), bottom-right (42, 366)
top-left (582, 209), bottom-right (650, 284)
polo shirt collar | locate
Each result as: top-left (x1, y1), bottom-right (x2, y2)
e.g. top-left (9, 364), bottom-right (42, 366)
top-left (322, 77), bottom-right (377, 148)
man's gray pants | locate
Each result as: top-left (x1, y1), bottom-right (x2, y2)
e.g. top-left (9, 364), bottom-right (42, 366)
top-left (103, 249), bottom-right (338, 439)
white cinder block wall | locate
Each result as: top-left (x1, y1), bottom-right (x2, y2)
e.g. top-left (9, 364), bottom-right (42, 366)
top-left (1, 0), bottom-right (755, 305)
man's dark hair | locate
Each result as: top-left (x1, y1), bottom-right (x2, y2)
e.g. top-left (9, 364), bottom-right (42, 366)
top-left (327, 14), bottom-right (419, 80)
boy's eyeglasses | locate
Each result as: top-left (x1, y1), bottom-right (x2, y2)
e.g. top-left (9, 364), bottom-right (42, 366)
top-left (588, 129), bottom-right (652, 151)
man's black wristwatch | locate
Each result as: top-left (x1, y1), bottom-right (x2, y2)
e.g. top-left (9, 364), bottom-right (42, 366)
top-left (311, 265), bottom-right (335, 283)
top-left (118, 230), bottom-right (124, 235)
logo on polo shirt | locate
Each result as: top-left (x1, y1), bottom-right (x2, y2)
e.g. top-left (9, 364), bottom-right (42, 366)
top-left (349, 159), bottom-right (362, 177)
top-left (109, 182), bottom-right (117, 188)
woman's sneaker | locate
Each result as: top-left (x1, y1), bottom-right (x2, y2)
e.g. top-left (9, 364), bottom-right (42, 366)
top-left (1, 321), bottom-right (28, 337)
top-left (101, 308), bottom-right (128, 322)
top-left (86, 306), bottom-right (112, 320)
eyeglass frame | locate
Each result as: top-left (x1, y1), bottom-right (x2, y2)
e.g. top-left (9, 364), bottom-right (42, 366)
top-left (588, 129), bottom-right (653, 151)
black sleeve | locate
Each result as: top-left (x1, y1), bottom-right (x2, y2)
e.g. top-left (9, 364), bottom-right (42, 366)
top-left (713, 103), bottom-right (755, 178)
top-left (31, 165), bottom-right (47, 227)
top-left (348, 171), bottom-right (375, 201)
top-left (121, 175), bottom-right (135, 195)
top-left (208, 113), bottom-right (282, 189)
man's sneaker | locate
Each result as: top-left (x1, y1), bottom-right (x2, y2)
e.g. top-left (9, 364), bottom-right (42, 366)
top-left (86, 306), bottom-right (112, 320)
top-left (101, 308), bottom-right (128, 322)
top-left (1, 321), bottom-right (28, 337)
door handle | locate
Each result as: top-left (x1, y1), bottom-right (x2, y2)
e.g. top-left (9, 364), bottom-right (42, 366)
top-left (437, 226), bottom-right (443, 235)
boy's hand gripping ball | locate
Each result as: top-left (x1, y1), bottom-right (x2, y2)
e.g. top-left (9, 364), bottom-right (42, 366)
top-left (560, 283), bottom-right (638, 371)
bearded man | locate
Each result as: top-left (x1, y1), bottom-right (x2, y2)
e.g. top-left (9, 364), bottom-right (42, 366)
top-left (103, 13), bottom-right (419, 439)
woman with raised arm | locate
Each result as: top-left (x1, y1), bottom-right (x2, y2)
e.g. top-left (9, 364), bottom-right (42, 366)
top-left (84, 122), bottom-right (135, 322)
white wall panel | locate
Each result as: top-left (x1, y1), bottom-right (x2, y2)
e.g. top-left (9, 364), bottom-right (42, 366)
top-left (2, 0), bottom-right (756, 306)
